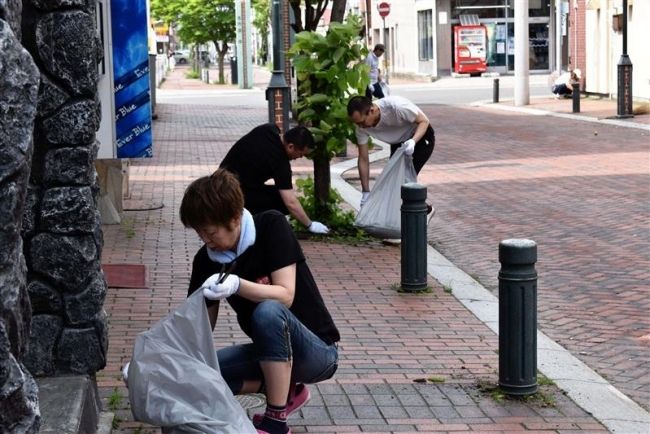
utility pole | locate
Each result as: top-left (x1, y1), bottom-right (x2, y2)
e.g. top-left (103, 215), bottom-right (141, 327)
top-left (514, 0), bottom-right (530, 106)
top-left (555, 0), bottom-right (562, 73)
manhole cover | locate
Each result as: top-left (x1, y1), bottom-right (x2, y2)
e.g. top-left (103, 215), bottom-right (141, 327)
top-left (235, 393), bottom-right (266, 410)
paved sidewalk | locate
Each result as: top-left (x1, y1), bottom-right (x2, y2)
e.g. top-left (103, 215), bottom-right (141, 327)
top-left (97, 67), bottom-right (650, 433)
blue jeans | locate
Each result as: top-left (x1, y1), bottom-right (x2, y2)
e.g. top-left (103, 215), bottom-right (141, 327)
top-left (217, 300), bottom-right (338, 394)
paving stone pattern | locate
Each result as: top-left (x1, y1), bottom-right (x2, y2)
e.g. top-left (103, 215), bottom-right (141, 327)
top-left (98, 100), bottom-right (609, 433)
top-left (416, 104), bottom-right (650, 410)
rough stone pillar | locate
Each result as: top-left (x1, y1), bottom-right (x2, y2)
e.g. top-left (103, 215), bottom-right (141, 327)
top-left (0, 2), bottom-right (42, 432)
top-left (20, 0), bottom-right (108, 376)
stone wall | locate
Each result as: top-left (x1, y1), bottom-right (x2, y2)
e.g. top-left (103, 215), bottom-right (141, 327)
top-left (19, 0), bottom-right (108, 376)
top-left (0, 1), bottom-right (42, 432)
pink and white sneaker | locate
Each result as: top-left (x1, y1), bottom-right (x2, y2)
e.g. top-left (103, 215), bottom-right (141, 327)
top-left (252, 383), bottom-right (311, 426)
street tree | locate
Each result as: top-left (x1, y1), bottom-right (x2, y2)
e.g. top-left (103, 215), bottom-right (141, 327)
top-left (289, 0), bottom-right (348, 32)
top-left (151, 0), bottom-right (235, 84)
top-left (289, 15), bottom-right (368, 223)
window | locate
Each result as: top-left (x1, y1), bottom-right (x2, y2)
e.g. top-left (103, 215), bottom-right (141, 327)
top-left (418, 10), bottom-right (434, 60)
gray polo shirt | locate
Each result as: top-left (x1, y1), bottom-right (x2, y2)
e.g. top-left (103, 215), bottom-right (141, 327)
top-left (355, 96), bottom-right (421, 145)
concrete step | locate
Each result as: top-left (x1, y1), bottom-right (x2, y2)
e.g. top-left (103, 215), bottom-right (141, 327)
top-left (37, 375), bottom-right (113, 434)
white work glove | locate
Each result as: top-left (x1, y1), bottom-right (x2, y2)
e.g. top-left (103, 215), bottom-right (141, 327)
top-left (202, 274), bottom-right (240, 300)
top-left (368, 84), bottom-right (375, 93)
top-left (308, 221), bottom-right (330, 234)
top-left (122, 361), bottom-right (130, 386)
top-left (402, 138), bottom-right (416, 156)
top-left (360, 191), bottom-right (370, 208)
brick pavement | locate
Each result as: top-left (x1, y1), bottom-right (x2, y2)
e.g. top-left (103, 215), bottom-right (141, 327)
top-left (98, 82), bottom-right (610, 431)
top-left (411, 103), bottom-right (650, 410)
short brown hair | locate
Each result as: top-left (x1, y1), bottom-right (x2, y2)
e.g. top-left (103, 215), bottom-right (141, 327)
top-left (179, 169), bottom-right (244, 230)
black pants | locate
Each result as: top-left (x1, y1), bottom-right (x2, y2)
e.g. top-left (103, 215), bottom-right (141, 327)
top-left (389, 125), bottom-right (435, 174)
top-left (365, 83), bottom-right (385, 100)
top-left (243, 185), bottom-right (289, 215)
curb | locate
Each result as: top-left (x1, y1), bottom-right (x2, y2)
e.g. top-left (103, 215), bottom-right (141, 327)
top-left (472, 99), bottom-right (650, 131)
top-left (330, 141), bottom-right (650, 433)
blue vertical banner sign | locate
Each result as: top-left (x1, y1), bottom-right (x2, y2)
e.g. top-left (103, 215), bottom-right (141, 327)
top-left (111, 0), bottom-right (153, 158)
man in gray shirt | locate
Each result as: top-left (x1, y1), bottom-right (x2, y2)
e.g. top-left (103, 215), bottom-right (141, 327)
top-left (347, 95), bottom-right (434, 208)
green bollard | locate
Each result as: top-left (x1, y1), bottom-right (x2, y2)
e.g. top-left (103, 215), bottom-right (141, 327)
top-left (401, 183), bottom-right (427, 291)
top-left (498, 239), bottom-right (538, 395)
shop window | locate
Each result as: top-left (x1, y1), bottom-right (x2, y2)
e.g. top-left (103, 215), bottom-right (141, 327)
top-left (418, 10), bottom-right (434, 60)
top-left (453, 0), bottom-right (509, 19)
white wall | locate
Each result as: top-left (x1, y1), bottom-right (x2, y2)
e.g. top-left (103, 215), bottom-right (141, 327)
top-left (585, 0), bottom-right (649, 99)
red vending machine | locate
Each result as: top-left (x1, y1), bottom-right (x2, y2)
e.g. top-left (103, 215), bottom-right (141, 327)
top-left (454, 25), bottom-right (488, 75)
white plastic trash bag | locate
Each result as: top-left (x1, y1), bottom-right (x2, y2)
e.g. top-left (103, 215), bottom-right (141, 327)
top-left (355, 147), bottom-right (417, 238)
top-left (379, 81), bottom-right (390, 96)
top-left (127, 291), bottom-right (256, 434)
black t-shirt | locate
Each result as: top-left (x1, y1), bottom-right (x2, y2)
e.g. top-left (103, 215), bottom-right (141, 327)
top-left (219, 123), bottom-right (293, 191)
top-left (188, 211), bottom-right (340, 345)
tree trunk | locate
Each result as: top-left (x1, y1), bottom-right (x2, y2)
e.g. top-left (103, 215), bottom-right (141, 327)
top-left (313, 155), bottom-right (331, 217)
top-left (214, 41), bottom-right (229, 84)
top-left (330, 0), bottom-right (347, 23)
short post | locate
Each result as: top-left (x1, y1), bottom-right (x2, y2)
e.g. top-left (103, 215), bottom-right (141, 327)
top-left (493, 78), bottom-right (500, 103)
top-left (401, 183), bottom-right (427, 291)
top-left (498, 239), bottom-right (538, 396)
top-left (572, 82), bottom-right (580, 113)
top-left (148, 54), bottom-right (156, 118)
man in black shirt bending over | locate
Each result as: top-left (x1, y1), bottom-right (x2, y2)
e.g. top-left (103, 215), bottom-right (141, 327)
top-left (220, 123), bottom-right (329, 234)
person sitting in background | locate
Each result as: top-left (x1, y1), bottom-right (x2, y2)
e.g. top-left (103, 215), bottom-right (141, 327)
top-left (551, 69), bottom-right (581, 98)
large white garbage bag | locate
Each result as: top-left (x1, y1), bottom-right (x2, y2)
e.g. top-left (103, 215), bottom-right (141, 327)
top-left (355, 147), bottom-right (417, 239)
top-left (127, 291), bottom-right (256, 434)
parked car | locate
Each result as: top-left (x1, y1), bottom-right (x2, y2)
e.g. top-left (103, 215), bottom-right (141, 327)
top-left (173, 50), bottom-right (190, 64)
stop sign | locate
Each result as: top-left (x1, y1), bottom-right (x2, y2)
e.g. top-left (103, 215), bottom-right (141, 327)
top-left (377, 1), bottom-right (390, 17)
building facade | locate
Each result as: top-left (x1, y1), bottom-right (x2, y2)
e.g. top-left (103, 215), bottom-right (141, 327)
top-left (361, 0), bottom-right (648, 100)
top-left (584, 0), bottom-right (649, 100)
top-left (366, 0), bottom-right (565, 78)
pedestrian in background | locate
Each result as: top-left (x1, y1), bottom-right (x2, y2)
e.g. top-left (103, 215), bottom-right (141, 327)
top-left (347, 95), bottom-right (434, 215)
top-left (551, 69), bottom-right (581, 98)
top-left (220, 123), bottom-right (329, 235)
top-left (180, 169), bottom-right (340, 434)
top-left (365, 44), bottom-right (386, 100)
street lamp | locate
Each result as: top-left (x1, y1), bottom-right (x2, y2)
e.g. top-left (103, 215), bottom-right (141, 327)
top-left (616, 0), bottom-right (633, 118)
top-left (266, 0), bottom-right (290, 132)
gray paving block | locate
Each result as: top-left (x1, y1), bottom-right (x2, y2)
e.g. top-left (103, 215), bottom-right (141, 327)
top-left (322, 393), bottom-right (351, 406)
top-left (404, 405), bottom-right (435, 418)
top-left (397, 393), bottom-right (427, 407)
top-left (379, 406), bottom-right (409, 418)
top-left (373, 394), bottom-right (400, 406)
top-left (455, 405), bottom-right (487, 418)
top-left (352, 405), bottom-right (383, 419)
top-left (366, 383), bottom-right (394, 394)
top-left (341, 383), bottom-right (369, 395)
top-left (348, 394), bottom-right (375, 405)
top-left (326, 405), bottom-right (357, 419)
top-left (430, 405), bottom-right (461, 420)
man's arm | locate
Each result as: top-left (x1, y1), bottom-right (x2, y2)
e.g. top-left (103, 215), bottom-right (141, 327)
top-left (278, 188), bottom-right (312, 227)
top-left (411, 111), bottom-right (430, 142)
top-left (357, 143), bottom-right (370, 192)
